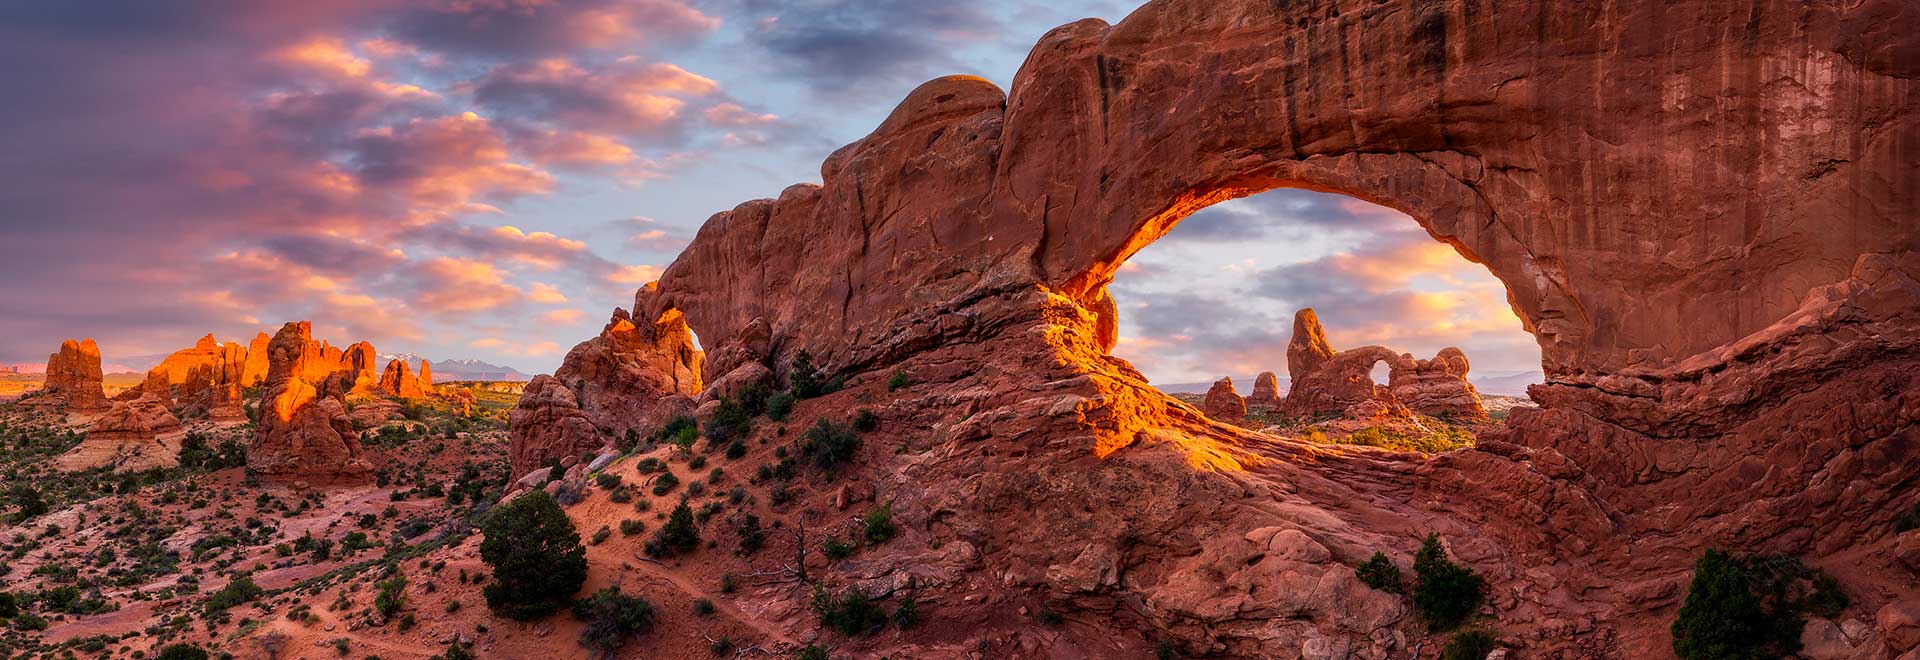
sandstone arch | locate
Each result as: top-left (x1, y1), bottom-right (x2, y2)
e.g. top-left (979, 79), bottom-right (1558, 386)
top-left (534, 1), bottom-right (1918, 655)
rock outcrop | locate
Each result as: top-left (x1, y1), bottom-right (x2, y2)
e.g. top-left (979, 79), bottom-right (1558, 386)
top-left (241, 331), bottom-right (270, 387)
top-left (1201, 377), bottom-right (1246, 422)
top-left (507, 375), bottom-right (603, 478)
top-left (376, 359), bottom-right (426, 399)
top-left (1388, 347), bottom-right (1486, 420)
top-left (248, 321), bottom-right (371, 477)
top-left (1247, 371), bottom-right (1283, 408)
top-left (1285, 310), bottom-right (1336, 386)
top-left (58, 397), bottom-right (184, 472)
top-left (177, 341), bottom-right (248, 421)
top-left (520, 2), bottom-right (1919, 657)
top-left (38, 338), bottom-right (109, 412)
top-left (417, 360), bottom-right (433, 391)
top-left (149, 334), bottom-right (221, 386)
top-left (513, 303), bottom-right (701, 447)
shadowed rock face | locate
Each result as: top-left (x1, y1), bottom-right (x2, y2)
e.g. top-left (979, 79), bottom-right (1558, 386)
top-left (1202, 377), bottom-right (1246, 422)
top-left (523, 0), bottom-right (1919, 655)
top-left (1248, 371), bottom-right (1283, 408)
top-left (40, 338), bottom-right (109, 412)
top-left (60, 397), bottom-right (183, 473)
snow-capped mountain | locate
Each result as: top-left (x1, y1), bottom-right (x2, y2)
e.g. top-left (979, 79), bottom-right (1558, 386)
top-left (376, 354), bottom-right (532, 382)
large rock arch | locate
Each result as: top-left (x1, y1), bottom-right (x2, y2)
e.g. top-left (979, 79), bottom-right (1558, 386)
top-left (530, 0), bottom-right (1918, 656)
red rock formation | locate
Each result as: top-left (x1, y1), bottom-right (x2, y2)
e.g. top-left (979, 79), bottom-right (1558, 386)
top-left (342, 341), bottom-right (380, 395)
top-left (242, 331), bottom-right (270, 387)
top-left (58, 397), bottom-right (184, 472)
top-left (1283, 342), bottom-right (1399, 418)
top-left (507, 375), bottom-right (603, 477)
top-left (376, 358), bottom-right (426, 399)
top-left (1201, 377), bottom-right (1246, 423)
top-left (534, 304), bottom-right (702, 441)
top-left (208, 342), bottom-right (247, 421)
top-left (1285, 310), bottom-right (1335, 386)
top-left (150, 334), bottom-right (220, 386)
top-left (418, 360), bottom-right (433, 390)
top-left (1389, 348), bottom-right (1487, 421)
top-left (1247, 371), bottom-right (1282, 408)
top-left (38, 338), bottom-right (109, 412)
top-left (249, 321), bottom-right (371, 477)
top-left (523, 2), bottom-right (1919, 656)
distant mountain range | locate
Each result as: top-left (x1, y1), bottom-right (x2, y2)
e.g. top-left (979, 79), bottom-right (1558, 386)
top-left (377, 354), bottom-right (532, 382)
top-left (1153, 369), bottom-right (1543, 398)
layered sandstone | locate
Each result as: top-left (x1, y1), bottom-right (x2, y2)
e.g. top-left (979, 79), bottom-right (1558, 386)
top-left (520, 1), bottom-right (1919, 657)
top-left (521, 304), bottom-right (702, 447)
top-left (1388, 347), bottom-right (1486, 420)
top-left (38, 338), bottom-right (109, 412)
top-left (1201, 377), bottom-right (1246, 423)
top-left (1279, 310), bottom-right (1487, 421)
top-left (1247, 371), bottom-right (1282, 408)
top-left (248, 321), bottom-right (371, 477)
top-left (241, 332), bottom-right (270, 386)
top-left (58, 397), bottom-right (184, 472)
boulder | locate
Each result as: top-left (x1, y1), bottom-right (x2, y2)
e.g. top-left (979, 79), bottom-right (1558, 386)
top-left (348, 398), bottom-right (404, 430)
top-left (515, 305), bottom-right (702, 443)
top-left (1883, 601), bottom-right (1920, 653)
top-left (1202, 377), bottom-right (1246, 423)
top-left (1388, 347), bottom-right (1487, 420)
top-left (507, 375), bottom-right (601, 478)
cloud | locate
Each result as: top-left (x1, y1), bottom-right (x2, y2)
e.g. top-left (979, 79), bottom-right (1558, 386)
top-left (538, 308), bottom-right (587, 324)
top-left (408, 257), bottom-right (526, 314)
top-left (390, 0), bottom-right (720, 58)
top-left (620, 216), bottom-right (693, 251)
top-left (469, 57), bottom-right (717, 135)
top-left (723, 0), bottom-right (1002, 94)
top-left (606, 264), bottom-right (665, 285)
top-left (1158, 188), bottom-right (1416, 244)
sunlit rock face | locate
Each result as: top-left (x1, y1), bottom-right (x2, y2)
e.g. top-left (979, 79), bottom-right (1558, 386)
top-left (38, 338), bottom-right (109, 412)
top-left (1279, 309), bottom-right (1487, 421)
top-left (1202, 376), bottom-right (1246, 422)
top-left (376, 358), bottom-right (426, 399)
top-left (1247, 371), bottom-right (1283, 408)
top-left (526, 0), bottom-right (1918, 656)
top-left (248, 321), bottom-right (370, 478)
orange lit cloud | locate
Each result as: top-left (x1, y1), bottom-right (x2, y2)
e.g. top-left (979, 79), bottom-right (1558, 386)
top-left (410, 257), bottom-right (525, 313)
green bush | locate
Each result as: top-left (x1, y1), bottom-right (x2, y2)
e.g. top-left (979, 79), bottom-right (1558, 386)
top-left (1440, 630), bottom-right (1497, 660)
top-left (766, 391), bottom-right (796, 422)
top-left (620, 519), bottom-right (646, 536)
top-left (375, 575), bottom-right (407, 618)
top-left (1671, 549), bottom-right (1846, 660)
top-left (736, 514), bottom-right (765, 555)
top-left (811, 585), bottom-right (886, 635)
top-left (852, 409), bottom-right (877, 432)
top-left (594, 473), bottom-right (621, 490)
top-left (1356, 551), bottom-right (1403, 593)
top-left (652, 471), bottom-right (680, 496)
top-left (155, 644), bottom-right (211, 660)
top-left (887, 369), bottom-right (909, 391)
top-left (795, 645), bottom-right (831, 660)
top-left (1412, 534), bottom-right (1484, 631)
top-left (573, 587), bottom-right (653, 657)
top-left (648, 501), bottom-right (700, 557)
top-left (823, 537), bottom-right (853, 560)
top-left (788, 351), bottom-right (824, 399)
top-left (862, 504), bottom-right (895, 545)
top-left (801, 418), bottom-right (862, 473)
top-left (204, 574), bottom-right (263, 614)
top-left (706, 396), bottom-right (751, 443)
top-left (0, 591), bottom-right (15, 618)
top-left (479, 491), bottom-right (588, 620)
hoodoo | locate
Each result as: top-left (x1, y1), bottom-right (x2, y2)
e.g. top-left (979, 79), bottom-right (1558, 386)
top-left (37, 338), bottom-right (109, 412)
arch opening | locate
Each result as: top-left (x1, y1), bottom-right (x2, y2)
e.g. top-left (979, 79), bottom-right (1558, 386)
top-left (1106, 187), bottom-right (1542, 450)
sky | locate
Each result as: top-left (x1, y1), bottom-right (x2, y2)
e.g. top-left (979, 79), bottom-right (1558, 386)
top-left (0, 0), bottom-right (1541, 384)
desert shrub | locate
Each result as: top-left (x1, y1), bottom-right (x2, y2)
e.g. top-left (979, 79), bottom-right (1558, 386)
top-left (693, 598), bottom-right (715, 616)
top-left (800, 418), bottom-right (862, 473)
top-left (651, 472), bottom-right (680, 496)
top-left (887, 369), bottom-right (909, 391)
top-left (736, 382), bottom-right (771, 417)
top-left (726, 440), bottom-right (747, 460)
top-left (620, 519), bottom-right (646, 536)
top-left (594, 473), bottom-right (621, 490)
top-left (822, 537), bottom-right (853, 560)
top-left (589, 526), bottom-right (612, 545)
top-left (1672, 549), bottom-right (1847, 660)
top-left (1440, 630), bottom-right (1497, 660)
top-left (651, 415), bottom-right (696, 444)
top-left (479, 491), bottom-right (588, 620)
top-left (735, 514), bottom-right (765, 555)
top-left (706, 396), bottom-right (751, 443)
top-left (862, 504), bottom-right (895, 545)
top-left (1356, 552), bottom-right (1403, 593)
top-left (573, 587), bottom-right (653, 658)
top-left (673, 425), bottom-right (699, 451)
top-left (852, 409), bottom-right (878, 432)
top-left (891, 594), bottom-right (920, 628)
top-left (766, 391), bottom-right (796, 422)
top-left (1412, 534), bottom-right (1484, 631)
top-left (155, 644), bottom-right (211, 660)
top-left (375, 575), bottom-right (407, 618)
top-left (432, 641), bottom-right (473, 660)
top-left (788, 351), bottom-right (824, 399)
top-left (204, 574), bottom-right (263, 614)
top-left (0, 591), bottom-right (15, 618)
top-left (795, 645), bottom-right (831, 660)
top-left (8, 485), bottom-right (46, 522)
top-left (647, 501), bottom-right (700, 557)
top-left (811, 585), bottom-right (886, 635)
